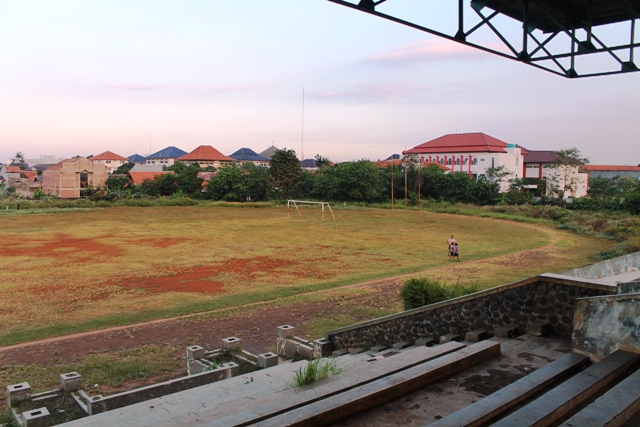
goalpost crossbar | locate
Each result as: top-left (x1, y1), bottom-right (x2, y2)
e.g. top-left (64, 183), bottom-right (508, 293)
top-left (287, 200), bottom-right (336, 220)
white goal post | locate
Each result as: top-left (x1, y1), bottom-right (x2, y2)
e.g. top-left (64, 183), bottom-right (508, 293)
top-left (287, 200), bottom-right (336, 220)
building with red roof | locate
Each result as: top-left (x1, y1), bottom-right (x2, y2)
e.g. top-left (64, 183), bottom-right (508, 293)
top-left (177, 145), bottom-right (236, 169)
top-left (90, 151), bottom-right (129, 174)
top-left (582, 165), bottom-right (640, 179)
top-left (128, 171), bottom-right (173, 185)
top-left (403, 133), bottom-right (525, 191)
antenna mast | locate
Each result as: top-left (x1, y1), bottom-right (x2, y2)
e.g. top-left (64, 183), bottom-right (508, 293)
top-left (301, 87), bottom-right (305, 161)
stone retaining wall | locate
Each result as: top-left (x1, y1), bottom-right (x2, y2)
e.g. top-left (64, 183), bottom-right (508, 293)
top-left (327, 274), bottom-right (616, 351)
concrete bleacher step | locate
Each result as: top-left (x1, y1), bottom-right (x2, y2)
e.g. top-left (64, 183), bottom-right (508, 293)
top-left (559, 364), bottom-right (640, 427)
top-left (252, 341), bottom-right (501, 427)
top-left (60, 341), bottom-right (466, 426)
top-left (491, 350), bottom-right (640, 427)
top-left (428, 352), bottom-right (590, 427)
top-left (205, 341), bottom-right (467, 426)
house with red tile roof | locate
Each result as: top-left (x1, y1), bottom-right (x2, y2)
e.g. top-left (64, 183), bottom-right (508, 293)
top-left (582, 165), bottom-right (640, 179)
top-left (128, 171), bottom-right (173, 185)
top-left (90, 151), bottom-right (129, 174)
top-left (177, 145), bottom-right (236, 169)
top-left (43, 158), bottom-right (108, 198)
top-left (403, 133), bottom-right (525, 191)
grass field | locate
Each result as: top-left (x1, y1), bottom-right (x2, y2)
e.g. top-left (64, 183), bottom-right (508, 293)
top-left (0, 204), bottom-right (612, 346)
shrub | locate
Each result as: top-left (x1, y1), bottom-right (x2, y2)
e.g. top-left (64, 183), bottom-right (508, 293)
top-left (399, 277), bottom-right (482, 310)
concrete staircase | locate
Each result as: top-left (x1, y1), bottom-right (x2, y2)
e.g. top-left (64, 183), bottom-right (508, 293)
top-left (60, 340), bottom-right (500, 426)
top-left (430, 349), bottom-right (640, 427)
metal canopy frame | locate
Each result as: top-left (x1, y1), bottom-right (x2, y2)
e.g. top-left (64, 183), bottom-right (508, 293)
top-left (328, 0), bottom-right (640, 78)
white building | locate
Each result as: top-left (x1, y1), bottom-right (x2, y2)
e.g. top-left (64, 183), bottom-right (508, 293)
top-left (403, 132), bottom-right (524, 192)
top-left (90, 151), bottom-right (129, 174)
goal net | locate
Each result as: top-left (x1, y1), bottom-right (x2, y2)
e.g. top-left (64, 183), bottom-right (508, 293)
top-left (287, 200), bottom-right (336, 220)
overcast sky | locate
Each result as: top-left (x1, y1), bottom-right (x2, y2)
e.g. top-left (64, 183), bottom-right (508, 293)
top-left (0, 0), bottom-right (638, 165)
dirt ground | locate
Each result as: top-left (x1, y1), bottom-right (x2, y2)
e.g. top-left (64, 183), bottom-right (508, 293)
top-left (0, 281), bottom-right (401, 395)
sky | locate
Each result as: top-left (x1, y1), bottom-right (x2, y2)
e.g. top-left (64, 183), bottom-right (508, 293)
top-left (0, 0), bottom-right (638, 165)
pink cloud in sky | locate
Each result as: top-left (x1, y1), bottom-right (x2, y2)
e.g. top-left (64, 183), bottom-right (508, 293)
top-left (366, 39), bottom-right (486, 65)
top-left (107, 83), bottom-right (261, 92)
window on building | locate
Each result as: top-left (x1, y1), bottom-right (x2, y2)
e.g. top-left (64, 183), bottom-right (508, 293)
top-left (447, 158), bottom-right (452, 165)
top-left (463, 158), bottom-right (468, 165)
top-left (455, 158), bottom-right (460, 165)
top-left (473, 158), bottom-right (478, 165)
top-left (491, 158), bottom-right (495, 168)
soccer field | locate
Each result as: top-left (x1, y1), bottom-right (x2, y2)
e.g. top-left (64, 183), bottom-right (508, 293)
top-left (0, 205), bottom-right (610, 345)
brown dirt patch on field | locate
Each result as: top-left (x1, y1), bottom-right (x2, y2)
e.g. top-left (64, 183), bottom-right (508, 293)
top-left (114, 256), bottom-right (296, 294)
top-left (0, 233), bottom-right (123, 262)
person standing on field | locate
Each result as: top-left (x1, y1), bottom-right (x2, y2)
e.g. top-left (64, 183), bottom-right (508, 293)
top-left (447, 234), bottom-right (456, 259)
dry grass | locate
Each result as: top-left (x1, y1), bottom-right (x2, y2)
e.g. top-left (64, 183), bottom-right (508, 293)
top-left (0, 205), bottom-right (611, 344)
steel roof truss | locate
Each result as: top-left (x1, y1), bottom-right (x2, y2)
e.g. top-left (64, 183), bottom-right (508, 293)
top-left (328, 0), bottom-right (639, 77)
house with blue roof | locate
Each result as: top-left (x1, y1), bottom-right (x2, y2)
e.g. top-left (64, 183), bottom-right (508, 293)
top-left (229, 148), bottom-right (270, 167)
top-left (145, 146), bottom-right (188, 167)
top-left (128, 154), bottom-right (147, 164)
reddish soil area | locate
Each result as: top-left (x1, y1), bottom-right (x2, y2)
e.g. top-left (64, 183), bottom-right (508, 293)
top-left (114, 256), bottom-right (295, 293)
top-left (0, 233), bottom-right (122, 262)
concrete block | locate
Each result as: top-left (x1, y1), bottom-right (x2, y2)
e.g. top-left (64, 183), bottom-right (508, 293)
top-left (186, 345), bottom-right (205, 360)
top-left (349, 348), bottom-right (364, 355)
top-left (223, 362), bottom-right (240, 378)
top-left (466, 330), bottom-right (489, 343)
top-left (392, 341), bottom-right (411, 350)
top-left (527, 321), bottom-right (551, 337)
top-left (22, 407), bottom-right (50, 427)
top-left (59, 372), bottom-right (82, 392)
top-left (258, 352), bottom-right (279, 368)
top-left (440, 334), bottom-right (461, 343)
top-left (495, 326), bottom-right (516, 338)
top-left (222, 337), bottom-right (242, 352)
top-left (312, 338), bottom-right (332, 358)
top-left (331, 348), bottom-right (349, 357)
top-left (277, 325), bottom-right (295, 340)
top-left (7, 382), bottom-right (31, 406)
top-left (415, 338), bottom-right (435, 347)
top-left (368, 345), bottom-right (389, 353)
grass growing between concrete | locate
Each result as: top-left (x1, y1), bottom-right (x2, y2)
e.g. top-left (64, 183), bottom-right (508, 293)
top-left (293, 358), bottom-right (341, 387)
top-left (0, 206), bottom-right (612, 346)
top-left (0, 344), bottom-right (182, 398)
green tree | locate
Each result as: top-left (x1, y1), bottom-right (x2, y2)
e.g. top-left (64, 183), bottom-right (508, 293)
top-left (325, 160), bottom-right (382, 202)
top-left (243, 163), bottom-right (271, 201)
top-left (314, 154), bottom-right (332, 169)
top-left (113, 162), bottom-right (135, 175)
top-left (105, 175), bottom-right (132, 191)
top-left (270, 149), bottom-right (302, 199)
top-left (11, 152), bottom-right (27, 170)
top-left (205, 163), bottom-right (247, 201)
top-left (166, 162), bottom-right (205, 198)
top-left (547, 148), bottom-right (589, 199)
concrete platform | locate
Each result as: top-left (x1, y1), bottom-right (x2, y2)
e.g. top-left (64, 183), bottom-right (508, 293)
top-left (253, 341), bottom-right (500, 427)
top-left (559, 366), bottom-right (640, 427)
top-left (60, 342), bottom-right (466, 426)
top-left (331, 335), bottom-right (574, 427)
top-left (492, 350), bottom-right (640, 427)
top-left (429, 352), bottom-right (589, 427)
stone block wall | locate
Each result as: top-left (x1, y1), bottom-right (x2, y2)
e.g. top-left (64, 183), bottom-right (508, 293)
top-left (327, 274), bottom-right (615, 351)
